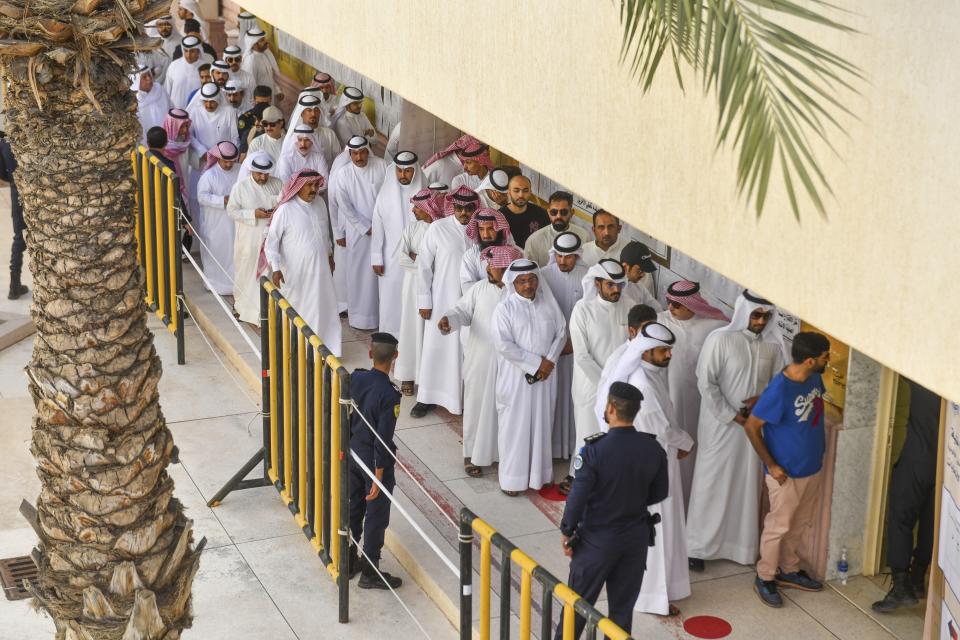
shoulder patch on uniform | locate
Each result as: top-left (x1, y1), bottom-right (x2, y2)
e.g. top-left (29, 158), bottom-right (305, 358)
top-left (584, 432), bottom-right (606, 444)
top-left (573, 453), bottom-right (583, 470)
top-left (394, 404), bottom-right (401, 418)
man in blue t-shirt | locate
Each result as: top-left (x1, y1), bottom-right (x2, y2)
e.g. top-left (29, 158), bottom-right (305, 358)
top-left (744, 331), bottom-right (831, 608)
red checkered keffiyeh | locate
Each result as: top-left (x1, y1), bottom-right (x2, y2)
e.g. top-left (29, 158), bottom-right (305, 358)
top-left (481, 244), bottom-right (524, 268)
top-left (466, 207), bottom-right (512, 244)
top-left (665, 280), bottom-right (730, 321)
top-left (443, 185), bottom-right (481, 218)
top-left (455, 140), bottom-right (493, 170)
top-left (310, 72), bottom-right (335, 90)
top-left (423, 134), bottom-right (485, 168)
top-left (257, 170), bottom-right (327, 277)
top-left (203, 140), bottom-right (240, 170)
top-left (410, 188), bottom-right (445, 220)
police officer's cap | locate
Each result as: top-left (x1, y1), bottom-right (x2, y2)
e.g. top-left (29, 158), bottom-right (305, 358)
top-left (609, 381), bottom-right (643, 404)
top-left (371, 332), bottom-right (398, 346)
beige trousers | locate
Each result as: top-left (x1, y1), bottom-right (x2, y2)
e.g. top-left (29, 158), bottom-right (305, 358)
top-left (757, 471), bottom-right (822, 581)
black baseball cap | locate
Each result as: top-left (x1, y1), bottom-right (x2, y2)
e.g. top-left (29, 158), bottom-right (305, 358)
top-left (620, 241), bottom-right (657, 273)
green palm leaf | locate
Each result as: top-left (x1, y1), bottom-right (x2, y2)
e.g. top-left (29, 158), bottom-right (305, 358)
top-left (619, 0), bottom-right (861, 218)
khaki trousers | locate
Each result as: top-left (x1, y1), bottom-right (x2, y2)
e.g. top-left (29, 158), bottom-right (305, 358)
top-left (757, 471), bottom-right (822, 581)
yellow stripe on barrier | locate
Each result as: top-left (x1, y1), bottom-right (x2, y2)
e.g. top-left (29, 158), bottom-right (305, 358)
top-left (597, 618), bottom-right (632, 640)
top-left (311, 347), bottom-right (324, 554)
top-left (268, 297), bottom-right (279, 484)
top-left (471, 518), bottom-right (498, 543)
top-left (141, 154), bottom-right (155, 305)
top-left (282, 313), bottom-right (293, 503)
top-left (166, 176), bottom-right (178, 333)
top-left (153, 163), bottom-right (166, 320)
top-left (329, 371), bottom-right (342, 570)
top-left (511, 549), bottom-right (538, 640)
top-left (553, 583), bottom-right (580, 640)
top-left (479, 537), bottom-right (491, 640)
top-left (132, 152), bottom-right (141, 264)
top-left (296, 330), bottom-right (308, 528)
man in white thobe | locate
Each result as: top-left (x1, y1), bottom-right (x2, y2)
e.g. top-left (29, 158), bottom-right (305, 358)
top-left (222, 45), bottom-right (255, 112)
top-left (371, 151), bottom-right (425, 335)
top-left (412, 187), bottom-right (480, 417)
top-left (228, 152), bottom-right (282, 325)
top-left (524, 190), bottom-right (592, 268)
top-left (537, 232), bottom-right (589, 466)
top-left (283, 94), bottom-right (341, 169)
top-left (580, 210), bottom-right (630, 267)
top-left (421, 134), bottom-right (485, 187)
top-left (440, 244), bottom-right (523, 475)
top-left (657, 280), bottom-right (730, 507)
top-left (567, 257), bottom-right (631, 489)
top-left (196, 141), bottom-right (241, 295)
top-left (241, 28), bottom-right (283, 102)
top-left (327, 136), bottom-right (387, 330)
top-left (265, 170), bottom-right (340, 356)
top-left (176, 0), bottom-right (208, 41)
top-left (134, 66), bottom-right (171, 143)
top-left (598, 321), bottom-right (694, 616)
top-left (332, 86), bottom-right (376, 147)
top-left (153, 15), bottom-right (181, 61)
top-left (277, 125), bottom-right (331, 183)
top-left (247, 105), bottom-right (286, 162)
top-left (163, 35), bottom-right (203, 108)
top-left (619, 240), bottom-right (661, 307)
top-left (686, 290), bottom-right (787, 569)
top-left (476, 167), bottom-right (510, 210)
top-left (395, 189), bottom-right (443, 395)
top-left (493, 258), bottom-right (567, 495)
top-left (449, 142), bottom-right (492, 192)
top-left (137, 23), bottom-right (171, 84)
top-left (312, 72), bottom-right (339, 124)
top-left (460, 205), bottom-right (514, 294)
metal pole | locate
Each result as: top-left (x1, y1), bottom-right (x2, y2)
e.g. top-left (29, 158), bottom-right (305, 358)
top-left (459, 509), bottom-right (474, 640)
top-left (337, 368), bottom-right (350, 624)
top-left (172, 172), bottom-right (185, 365)
top-left (260, 280), bottom-right (271, 479)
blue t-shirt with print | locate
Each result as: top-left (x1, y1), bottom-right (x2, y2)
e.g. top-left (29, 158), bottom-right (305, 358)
top-left (752, 371), bottom-right (826, 478)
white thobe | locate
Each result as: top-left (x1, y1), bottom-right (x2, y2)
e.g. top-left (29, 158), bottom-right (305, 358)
top-left (422, 155), bottom-right (462, 187)
top-left (264, 196), bottom-right (341, 356)
top-left (227, 67), bottom-right (255, 112)
top-left (416, 216), bottom-right (471, 414)
top-left (623, 279), bottom-right (663, 311)
top-left (327, 157), bottom-right (387, 329)
top-left (242, 50), bottom-right (280, 94)
top-left (228, 176), bottom-right (282, 324)
top-left (596, 356), bottom-right (694, 614)
top-left (334, 111), bottom-right (376, 147)
top-left (196, 164), bottom-right (240, 295)
top-left (580, 237), bottom-right (630, 267)
top-left (394, 220), bottom-right (429, 382)
top-left (247, 133), bottom-right (285, 163)
top-left (523, 225), bottom-right (592, 270)
top-left (283, 123), bottom-right (341, 170)
top-left (493, 290), bottom-right (567, 492)
top-left (443, 280), bottom-right (504, 466)
top-left (186, 106), bottom-right (239, 234)
top-left (450, 171), bottom-right (481, 192)
top-left (277, 149), bottom-right (330, 184)
top-left (159, 36), bottom-right (180, 61)
top-left (686, 329), bottom-right (785, 564)
top-left (137, 49), bottom-right (171, 84)
top-left (371, 173), bottom-right (425, 334)
top-left (163, 57), bottom-right (202, 108)
top-left (137, 85), bottom-right (172, 142)
top-left (326, 152), bottom-right (352, 314)
top-left (459, 245), bottom-right (487, 294)
top-left (569, 296), bottom-right (630, 471)
top-left (538, 262), bottom-right (587, 460)
top-left (657, 311), bottom-right (728, 507)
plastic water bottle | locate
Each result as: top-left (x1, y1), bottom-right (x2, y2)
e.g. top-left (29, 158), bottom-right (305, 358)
top-left (837, 547), bottom-right (849, 585)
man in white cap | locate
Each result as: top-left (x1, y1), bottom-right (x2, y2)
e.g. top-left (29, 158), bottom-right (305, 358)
top-left (459, 204), bottom-right (514, 293)
top-left (284, 93), bottom-right (341, 169)
top-left (228, 151), bottom-right (282, 325)
top-left (581, 210), bottom-right (629, 267)
top-left (242, 28), bottom-right (283, 102)
top-left (598, 321), bottom-right (693, 617)
top-left (371, 151), bottom-right (425, 335)
top-left (524, 190), bottom-right (592, 269)
top-left (476, 167), bottom-right (510, 210)
top-left (332, 86), bottom-right (375, 147)
top-left (176, 0), bottom-right (208, 41)
top-left (687, 290), bottom-right (787, 571)
top-left (564, 255), bottom-right (632, 493)
top-left (493, 258), bottom-right (567, 496)
top-left (277, 125), bottom-right (331, 183)
top-left (449, 142), bottom-right (492, 192)
top-left (327, 136), bottom-right (387, 330)
top-left (538, 232), bottom-right (589, 470)
top-left (223, 45), bottom-right (254, 110)
top-left (412, 188), bottom-right (480, 418)
top-left (439, 244), bottom-right (523, 477)
top-left (265, 170), bottom-right (340, 356)
top-left (246, 104), bottom-right (285, 161)
top-left (134, 66), bottom-right (171, 143)
top-left (196, 141), bottom-right (241, 295)
top-left (657, 281), bottom-right (730, 506)
top-left (163, 35), bottom-right (204, 108)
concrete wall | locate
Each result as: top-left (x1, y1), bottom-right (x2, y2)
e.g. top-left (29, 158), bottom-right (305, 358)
top-left (237, 0), bottom-right (960, 403)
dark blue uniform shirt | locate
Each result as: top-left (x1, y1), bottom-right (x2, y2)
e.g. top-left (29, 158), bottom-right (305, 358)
top-left (349, 368), bottom-right (401, 470)
top-left (560, 428), bottom-right (669, 540)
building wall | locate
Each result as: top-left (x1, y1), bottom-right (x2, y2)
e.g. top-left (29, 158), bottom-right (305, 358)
top-left (237, 0), bottom-right (960, 404)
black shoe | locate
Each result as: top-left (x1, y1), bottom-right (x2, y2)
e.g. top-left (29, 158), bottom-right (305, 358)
top-left (7, 275), bottom-right (27, 299)
top-left (754, 576), bottom-right (783, 608)
top-left (409, 402), bottom-right (435, 418)
top-left (910, 563), bottom-right (928, 597)
top-left (348, 548), bottom-right (361, 580)
top-left (688, 557), bottom-right (705, 572)
top-left (775, 569), bottom-right (823, 592)
top-left (872, 570), bottom-right (918, 612)
top-left (358, 563), bottom-right (403, 590)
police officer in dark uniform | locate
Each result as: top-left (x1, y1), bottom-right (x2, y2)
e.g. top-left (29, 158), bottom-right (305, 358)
top-left (556, 381), bottom-right (669, 639)
top-left (236, 86), bottom-right (275, 155)
top-left (348, 332), bottom-right (404, 590)
top-left (0, 132), bottom-right (27, 300)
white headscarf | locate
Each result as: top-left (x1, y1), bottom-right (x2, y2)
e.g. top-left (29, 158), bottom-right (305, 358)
top-left (707, 290), bottom-right (788, 359)
top-left (477, 168), bottom-right (510, 195)
top-left (243, 27), bottom-right (267, 56)
top-left (284, 92), bottom-right (326, 145)
top-left (580, 258), bottom-right (626, 303)
top-left (329, 86), bottom-right (364, 128)
top-left (504, 258), bottom-right (540, 287)
top-left (238, 150), bottom-right (274, 183)
top-left (186, 81), bottom-right (222, 116)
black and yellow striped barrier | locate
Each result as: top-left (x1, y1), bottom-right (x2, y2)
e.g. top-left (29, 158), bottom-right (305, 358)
top-left (131, 145), bottom-right (186, 364)
top-left (459, 508), bottom-right (632, 640)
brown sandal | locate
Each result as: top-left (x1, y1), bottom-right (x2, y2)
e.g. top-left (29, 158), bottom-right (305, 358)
top-left (557, 476), bottom-right (574, 496)
top-left (465, 464), bottom-right (482, 478)
top-left (502, 490), bottom-right (520, 497)
top-left (400, 381), bottom-right (415, 396)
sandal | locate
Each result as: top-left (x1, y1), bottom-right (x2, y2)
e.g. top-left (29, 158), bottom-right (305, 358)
top-left (666, 604), bottom-right (681, 617)
top-left (557, 476), bottom-right (574, 496)
top-left (400, 381), bottom-right (415, 396)
top-left (464, 463), bottom-right (482, 478)
top-left (502, 490), bottom-right (520, 497)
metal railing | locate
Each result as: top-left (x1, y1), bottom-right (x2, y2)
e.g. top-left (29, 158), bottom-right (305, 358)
top-left (459, 508), bottom-right (632, 640)
top-left (131, 145), bottom-right (186, 364)
top-left (207, 277), bottom-right (351, 623)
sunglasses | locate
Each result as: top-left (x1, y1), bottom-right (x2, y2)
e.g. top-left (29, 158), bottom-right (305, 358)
top-left (750, 310), bottom-right (772, 320)
top-left (453, 203), bottom-right (478, 212)
top-left (548, 208), bottom-right (570, 216)
top-left (263, 121), bottom-right (280, 128)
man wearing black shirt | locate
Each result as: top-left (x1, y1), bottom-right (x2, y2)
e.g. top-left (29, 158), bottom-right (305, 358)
top-left (499, 174), bottom-right (549, 249)
top-left (0, 134), bottom-right (27, 299)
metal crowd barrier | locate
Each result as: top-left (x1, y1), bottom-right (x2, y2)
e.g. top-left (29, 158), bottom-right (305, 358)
top-left (459, 508), bottom-right (632, 640)
top-left (207, 277), bottom-right (352, 623)
top-left (131, 145), bottom-right (186, 364)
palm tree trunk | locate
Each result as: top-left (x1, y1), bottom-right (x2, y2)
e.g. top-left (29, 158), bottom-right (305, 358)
top-left (1, 6), bottom-right (200, 639)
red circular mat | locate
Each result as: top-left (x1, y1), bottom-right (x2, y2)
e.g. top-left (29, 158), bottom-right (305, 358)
top-left (683, 616), bottom-right (732, 639)
top-left (537, 484), bottom-right (567, 502)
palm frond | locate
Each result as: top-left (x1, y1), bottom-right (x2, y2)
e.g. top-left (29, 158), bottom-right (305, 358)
top-left (619, 0), bottom-right (860, 218)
